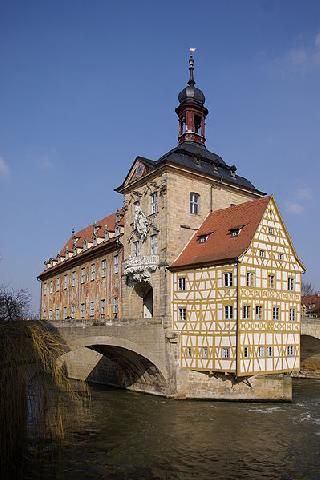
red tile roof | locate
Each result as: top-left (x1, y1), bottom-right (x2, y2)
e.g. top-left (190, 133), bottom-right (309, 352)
top-left (170, 196), bottom-right (271, 269)
top-left (60, 211), bottom-right (124, 256)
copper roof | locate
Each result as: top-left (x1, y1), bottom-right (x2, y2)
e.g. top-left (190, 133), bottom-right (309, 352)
top-left (170, 196), bottom-right (271, 269)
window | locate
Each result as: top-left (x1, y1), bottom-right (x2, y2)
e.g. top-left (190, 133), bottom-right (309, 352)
top-left (81, 268), bottom-right (86, 284)
top-left (150, 234), bottom-right (158, 255)
top-left (43, 283), bottom-right (47, 295)
top-left (178, 307), bottom-right (187, 321)
top-left (258, 346), bottom-right (265, 357)
top-left (178, 277), bottom-right (186, 291)
top-left (56, 277), bottom-right (60, 291)
top-left (112, 298), bottom-right (118, 315)
top-left (80, 303), bottom-right (85, 319)
top-left (202, 347), bottom-right (208, 358)
top-left (243, 305), bottom-right (250, 319)
top-left (267, 346), bottom-right (273, 357)
top-left (105, 229), bottom-right (109, 241)
top-left (187, 347), bottom-right (192, 358)
top-left (190, 192), bottom-right (200, 214)
top-left (224, 272), bottom-right (233, 287)
top-left (288, 277), bottom-right (294, 291)
top-left (289, 308), bottom-right (296, 322)
top-left (225, 305), bottom-right (233, 320)
top-left (132, 241), bottom-right (141, 257)
top-left (49, 309), bottom-right (53, 321)
top-left (259, 249), bottom-right (265, 258)
top-left (63, 306), bottom-right (67, 319)
top-left (151, 192), bottom-right (158, 214)
top-left (55, 308), bottom-right (60, 321)
top-left (278, 253), bottom-right (284, 260)
top-left (268, 274), bottom-right (275, 288)
top-left (83, 240), bottom-right (88, 250)
top-left (100, 299), bottom-right (106, 316)
top-left (287, 345), bottom-right (294, 357)
top-left (222, 347), bottom-right (230, 359)
top-left (71, 304), bottom-right (75, 318)
top-left (244, 346), bottom-right (249, 358)
top-left (115, 225), bottom-right (121, 237)
top-left (272, 306), bottom-right (280, 320)
top-left (246, 272), bottom-right (255, 287)
top-left (63, 274), bottom-right (68, 290)
top-left (113, 255), bottom-right (119, 274)
top-left (230, 228), bottom-right (240, 237)
top-left (198, 234), bottom-right (209, 243)
top-left (268, 227), bottom-right (274, 235)
top-left (255, 305), bottom-right (262, 320)
top-left (101, 259), bottom-right (106, 278)
top-left (49, 281), bottom-right (53, 294)
top-left (89, 301), bottom-right (95, 317)
top-left (91, 263), bottom-right (96, 281)
top-left (72, 271), bottom-right (76, 287)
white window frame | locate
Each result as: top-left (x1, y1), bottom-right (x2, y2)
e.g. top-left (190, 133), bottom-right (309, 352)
top-left (190, 192), bottom-right (200, 215)
top-left (267, 346), bottom-right (273, 357)
top-left (178, 307), bottom-right (187, 321)
top-left (287, 345), bottom-right (294, 357)
top-left (224, 272), bottom-right (233, 287)
top-left (89, 301), bottom-right (95, 317)
top-left (246, 272), bottom-right (255, 287)
top-left (258, 346), bottom-right (265, 357)
top-left (289, 308), bottom-right (296, 322)
top-left (100, 299), bottom-right (106, 315)
top-left (255, 305), bottom-right (262, 320)
top-left (259, 249), bottom-right (265, 258)
top-left (268, 274), bottom-right (275, 289)
top-left (272, 306), bottom-right (280, 321)
top-left (288, 277), bottom-right (294, 291)
top-left (225, 305), bottom-right (233, 320)
top-left (243, 305), bottom-right (250, 319)
top-left (222, 347), bottom-right (230, 359)
top-left (178, 277), bottom-right (186, 291)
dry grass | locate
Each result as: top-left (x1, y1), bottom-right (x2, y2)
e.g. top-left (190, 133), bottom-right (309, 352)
top-left (0, 320), bottom-right (89, 478)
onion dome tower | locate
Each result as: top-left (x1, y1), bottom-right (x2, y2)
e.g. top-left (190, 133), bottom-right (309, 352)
top-left (175, 48), bottom-right (208, 145)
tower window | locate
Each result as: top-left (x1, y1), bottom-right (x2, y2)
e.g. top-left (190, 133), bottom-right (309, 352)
top-left (151, 192), bottom-right (158, 214)
top-left (150, 234), bottom-right (158, 255)
top-left (194, 115), bottom-right (202, 134)
top-left (190, 192), bottom-right (200, 215)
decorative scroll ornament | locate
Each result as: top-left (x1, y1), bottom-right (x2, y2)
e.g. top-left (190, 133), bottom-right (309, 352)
top-left (133, 204), bottom-right (149, 241)
top-left (124, 255), bottom-right (159, 282)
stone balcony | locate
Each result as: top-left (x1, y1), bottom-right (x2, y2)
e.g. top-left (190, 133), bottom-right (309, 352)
top-left (124, 255), bottom-right (160, 281)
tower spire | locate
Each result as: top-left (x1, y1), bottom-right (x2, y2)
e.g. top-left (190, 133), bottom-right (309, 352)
top-left (188, 48), bottom-right (196, 86)
top-left (175, 49), bottom-right (208, 145)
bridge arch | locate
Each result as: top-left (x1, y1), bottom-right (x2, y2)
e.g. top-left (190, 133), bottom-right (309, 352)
top-left (60, 334), bottom-right (169, 396)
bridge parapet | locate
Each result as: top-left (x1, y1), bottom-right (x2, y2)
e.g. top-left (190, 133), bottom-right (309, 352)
top-left (301, 316), bottom-right (320, 340)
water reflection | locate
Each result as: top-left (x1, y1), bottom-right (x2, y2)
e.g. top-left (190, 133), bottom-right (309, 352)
top-left (25, 379), bottom-right (320, 480)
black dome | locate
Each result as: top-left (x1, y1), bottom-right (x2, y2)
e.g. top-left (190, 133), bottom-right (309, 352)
top-left (178, 85), bottom-right (205, 105)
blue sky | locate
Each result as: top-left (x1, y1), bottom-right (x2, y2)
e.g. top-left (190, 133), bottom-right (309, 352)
top-left (0, 0), bottom-right (319, 311)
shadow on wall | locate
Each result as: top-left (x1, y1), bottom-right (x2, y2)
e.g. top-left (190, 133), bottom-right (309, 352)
top-left (85, 345), bottom-right (167, 395)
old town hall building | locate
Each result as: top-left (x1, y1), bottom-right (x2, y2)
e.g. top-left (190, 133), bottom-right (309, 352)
top-left (38, 52), bottom-right (304, 399)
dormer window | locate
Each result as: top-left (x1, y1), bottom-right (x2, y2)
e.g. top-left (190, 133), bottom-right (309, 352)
top-left (83, 240), bottom-right (88, 250)
top-left (230, 228), bottom-right (240, 237)
top-left (105, 229), bottom-right (109, 241)
top-left (198, 234), bottom-right (209, 243)
top-left (115, 226), bottom-right (121, 237)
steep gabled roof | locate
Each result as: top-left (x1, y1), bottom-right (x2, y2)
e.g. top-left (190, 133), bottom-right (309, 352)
top-left (170, 196), bottom-right (271, 270)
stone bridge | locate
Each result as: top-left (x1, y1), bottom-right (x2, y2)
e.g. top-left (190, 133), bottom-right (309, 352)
top-left (50, 318), bottom-right (178, 397)
top-left (300, 317), bottom-right (320, 377)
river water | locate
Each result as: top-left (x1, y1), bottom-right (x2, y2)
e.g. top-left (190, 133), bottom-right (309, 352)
top-left (27, 379), bottom-right (320, 480)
